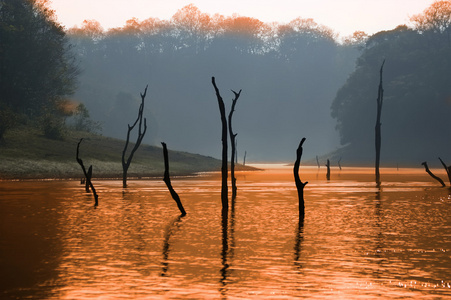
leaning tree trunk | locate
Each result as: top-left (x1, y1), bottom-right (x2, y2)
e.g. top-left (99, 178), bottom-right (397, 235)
top-left (76, 138), bottom-right (99, 206)
top-left (421, 161), bottom-right (445, 187)
top-left (439, 157), bottom-right (451, 185)
top-left (294, 138), bottom-right (308, 219)
top-left (212, 77), bottom-right (229, 213)
top-left (375, 60), bottom-right (385, 186)
top-left (122, 85), bottom-right (148, 188)
top-left (228, 89), bottom-right (242, 200)
top-left (161, 142), bottom-right (186, 215)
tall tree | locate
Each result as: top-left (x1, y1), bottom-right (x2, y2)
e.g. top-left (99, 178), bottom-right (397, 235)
top-left (0, 0), bottom-right (78, 139)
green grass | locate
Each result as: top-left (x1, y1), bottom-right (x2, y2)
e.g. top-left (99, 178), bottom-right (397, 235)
top-left (0, 126), bottom-right (229, 179)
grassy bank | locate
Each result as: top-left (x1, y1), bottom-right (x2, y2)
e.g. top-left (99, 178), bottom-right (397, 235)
top-left (0, 126), bottom-right (245, 180)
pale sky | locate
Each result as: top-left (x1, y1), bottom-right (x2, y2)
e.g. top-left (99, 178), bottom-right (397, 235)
top-left (49, 0), bottom-right (434, 37)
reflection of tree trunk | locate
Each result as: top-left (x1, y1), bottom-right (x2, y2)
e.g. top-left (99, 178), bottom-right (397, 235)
top-left (212, 77), bottom-right (228, 213)
top-left (219, 209), bottom-right (229, 297)
top-left (122, 85), bottom-right (148, 188)
top-left (326, 159), bottom-right (330, 181)
top-left (162, 142), bottom-right (186, 215)
top-left (228, 89), bottom-right (242, 199)
top-left (76, 138), bottom-right (98, 206)
top-left (161, 215), bottom-right (184, 277)
top-left (293, 217), bottom-right (304, 269)
top-left (375, 60), bottom-right (385, 186)
top-left (438, 157), bottom-right (451, 185)
top-left (422, 161), bottom-right (446, 187)
top-left (294, 138), bottom-right (308, 218)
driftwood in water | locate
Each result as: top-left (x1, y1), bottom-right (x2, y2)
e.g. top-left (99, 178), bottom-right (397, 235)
top-left (421, 162), bottom-right (445, 187)
top-left (326, 159), bottom-right (331, 180)
top-left (122, 85), bottom-right (148, 188)
top-left (294, 138), bottom-right (308, 218)
top-left (161, 142), bottom-right (186, 215)
top-left (228, 89), bottom-right (242, 199)
top-left (375, 60), bottom-right (385, 186)
top-left (438, 157), bottom-right (451, 185)
top-left (212, 77), bottom-right (229, 213)
top-left (76, 138), bottom-right (99, 206)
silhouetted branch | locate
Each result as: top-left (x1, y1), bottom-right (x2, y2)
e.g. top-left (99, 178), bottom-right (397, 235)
top-left (421, 162), bottom-right (445, 187)
top-left (76, 138), bottom-right (99, 206)
top-left (162, 142), bottom-right (186, 215)
top-left (438, 157), bottom-right (451, 185)
top-left (122, 85), bottom-right (148, 188)
top-left (294, 138), bottom-right (308, 218)
top-left (375, 60), bottom-right (385, 186)
top-left (212, 77), bottom-right (228, 213)
top-left (228, 89), bottom-right (242, 199)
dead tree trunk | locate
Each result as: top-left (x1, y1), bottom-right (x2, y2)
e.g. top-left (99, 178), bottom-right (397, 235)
top-left (212, 77), bottom-right (229, 213)
top-left (338, 157), bottom-right (342, 170)
top-left (122, 85), bottom-right (148, 188)
top-left (243, 151), bottom-right (247, 166)
top-left (294, 138), bottom-right (308, 218)
top-left (76, 138), bottom-right (99, 206)
top-left (85, 166), bottom-right (92, 192)
top-left (438, 157), bottom-right (451, 185)
top-left (326, 159), bottom-right (331, 180)
top-left (228, 89), bottom-right (242, 199)
top-left (375, 60), bottom-right (385, 186)
top-left (421, 162), bottom-right (445, 187)
top-left (161, 142), bottom-right (186, 216)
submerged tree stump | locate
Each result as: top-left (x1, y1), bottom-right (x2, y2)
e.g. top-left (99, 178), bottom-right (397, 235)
top-left (212, 77), bottom-right (229, 213)
top-left (228, 89), bottom-right (242, 200)
top-left (421, 162), bottom-right (445, 187)
top-left (375, 60), bottom-right (385, 186)
top-left (326, 159), bottom-right (331, 181)
top-left (161, 142), bottom-right (186, 216)
top-left (122, 85), bottom-right (148, 188)
top-left (76, 138), bottom-right (99, 206)
top-left (294, 138), bottom-right (308, 218)
top-left (439, 157), bottom-right (451, 185)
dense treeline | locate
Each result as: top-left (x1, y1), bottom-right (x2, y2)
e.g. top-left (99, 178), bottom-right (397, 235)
top-left (67, 4), bottom-right (361, 161)
top-left (0, 0), bottom-right (78, 140)
top-left (331, 1), bottom-right (451, 165)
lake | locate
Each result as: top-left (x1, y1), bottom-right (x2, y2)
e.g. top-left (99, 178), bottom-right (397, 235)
top-left (1, 165), bottom-right (450, 299)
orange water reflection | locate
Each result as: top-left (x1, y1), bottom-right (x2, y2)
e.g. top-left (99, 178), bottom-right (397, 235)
top-left (1, 166), bottom-right (450, 299)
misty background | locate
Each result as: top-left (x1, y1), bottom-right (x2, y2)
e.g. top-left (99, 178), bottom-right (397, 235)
top-left (67, 4), bottom-right (451, 165)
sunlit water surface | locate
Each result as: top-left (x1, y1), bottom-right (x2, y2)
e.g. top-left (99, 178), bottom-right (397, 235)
top-left (1, 166), bottom-right (450, 299)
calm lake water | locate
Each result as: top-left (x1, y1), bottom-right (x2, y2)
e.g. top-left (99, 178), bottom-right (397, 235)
top-left (1, 165), bottom-right (450, 299)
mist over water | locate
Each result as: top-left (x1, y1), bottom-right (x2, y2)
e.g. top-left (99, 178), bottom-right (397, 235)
top-left (1, 166), bottom-right (450, 299)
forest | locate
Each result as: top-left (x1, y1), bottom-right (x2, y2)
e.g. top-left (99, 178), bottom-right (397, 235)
top-left (1, 0), bottom-right (450, 165)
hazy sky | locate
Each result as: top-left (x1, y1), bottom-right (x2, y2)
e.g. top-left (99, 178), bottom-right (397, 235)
top-left (49, 0), bottom-right (433, 37)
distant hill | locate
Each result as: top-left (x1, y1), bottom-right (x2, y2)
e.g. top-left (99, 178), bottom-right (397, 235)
top-left (0, 126), bottom-right (253, 180)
